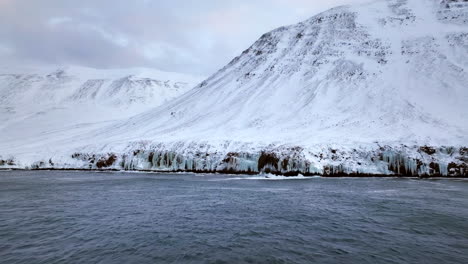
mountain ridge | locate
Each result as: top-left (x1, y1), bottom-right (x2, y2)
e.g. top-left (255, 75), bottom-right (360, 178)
top-left (94, 0), bottom-right (467, 146)
top-left (0, 65), bottom-right (203, 144)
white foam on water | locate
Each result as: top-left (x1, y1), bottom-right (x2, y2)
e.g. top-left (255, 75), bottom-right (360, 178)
top-left (220, 173), bottom-right (322, 181)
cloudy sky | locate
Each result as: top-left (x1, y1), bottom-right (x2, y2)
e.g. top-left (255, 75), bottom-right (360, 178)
top-left (0, 0), bottom-right (368, 76)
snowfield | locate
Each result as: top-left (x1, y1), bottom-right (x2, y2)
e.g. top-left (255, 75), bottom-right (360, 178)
top-left (1, 0), bottom-right (467, 176)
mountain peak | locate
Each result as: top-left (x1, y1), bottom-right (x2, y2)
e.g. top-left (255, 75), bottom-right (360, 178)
top-left (101, 0), bottom-right (467, 146)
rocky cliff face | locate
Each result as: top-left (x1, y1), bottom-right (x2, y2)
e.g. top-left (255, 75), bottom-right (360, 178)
top-left (1, 0), bottom-right (467, 176)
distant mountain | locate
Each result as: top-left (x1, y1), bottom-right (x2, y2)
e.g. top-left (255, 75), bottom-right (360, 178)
top-left (1, 0), bottom-right (467, 176)
top-left (0, 65), bottom-right (203, 141)
top-left (0, 65), bottom-right (202, 114)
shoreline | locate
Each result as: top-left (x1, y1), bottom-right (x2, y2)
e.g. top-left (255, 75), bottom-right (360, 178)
top-left (1, 168), bottom-right (467, 179)
top-left (2, 145), bottom-right (466, 177)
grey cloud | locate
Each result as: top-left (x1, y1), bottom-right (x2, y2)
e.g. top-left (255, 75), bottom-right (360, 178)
top-left (0, 0), bottom-right (368, 75)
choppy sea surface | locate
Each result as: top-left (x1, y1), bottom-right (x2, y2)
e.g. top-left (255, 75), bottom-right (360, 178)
top-left (1, 171), bottom-right (467, 264)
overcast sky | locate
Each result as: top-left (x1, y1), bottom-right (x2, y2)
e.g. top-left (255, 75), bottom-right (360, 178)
top-left (0, 0), bottom-right (368, 76)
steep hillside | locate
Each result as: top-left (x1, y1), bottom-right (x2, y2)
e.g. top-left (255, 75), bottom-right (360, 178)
top-left (104, 0), bottom-right (467, 146)
top-left (1, 0), bottom-right (467, 176)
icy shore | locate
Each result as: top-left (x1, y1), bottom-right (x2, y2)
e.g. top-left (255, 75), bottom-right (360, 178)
top-left (1, 143), bottom-right (466, 177)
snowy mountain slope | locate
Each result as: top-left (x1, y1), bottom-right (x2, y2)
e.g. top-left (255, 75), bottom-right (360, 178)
top-left (85, 0), bottom-right (467, 147)
top-left (0, 65), bottom-right (203, 141)
top-left (1, 0), bottom-right (467, 176)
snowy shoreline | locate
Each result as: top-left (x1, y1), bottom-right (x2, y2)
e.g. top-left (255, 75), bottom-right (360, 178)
top-left (2, 144), bottom-right (466, 177)
top-left (1, 168), bottom-right (467, 179)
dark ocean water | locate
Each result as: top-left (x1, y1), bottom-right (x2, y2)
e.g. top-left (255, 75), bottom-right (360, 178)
top-left (0, 171), bottom-right (467, 264)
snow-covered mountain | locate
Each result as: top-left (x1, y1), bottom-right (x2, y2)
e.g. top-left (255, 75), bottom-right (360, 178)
top-left (1, 0), bottom-right (467, 176)
top-left (0, 65), bottom-right (202, 113)
top-left (0, 65), bottom-right (203, 141)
